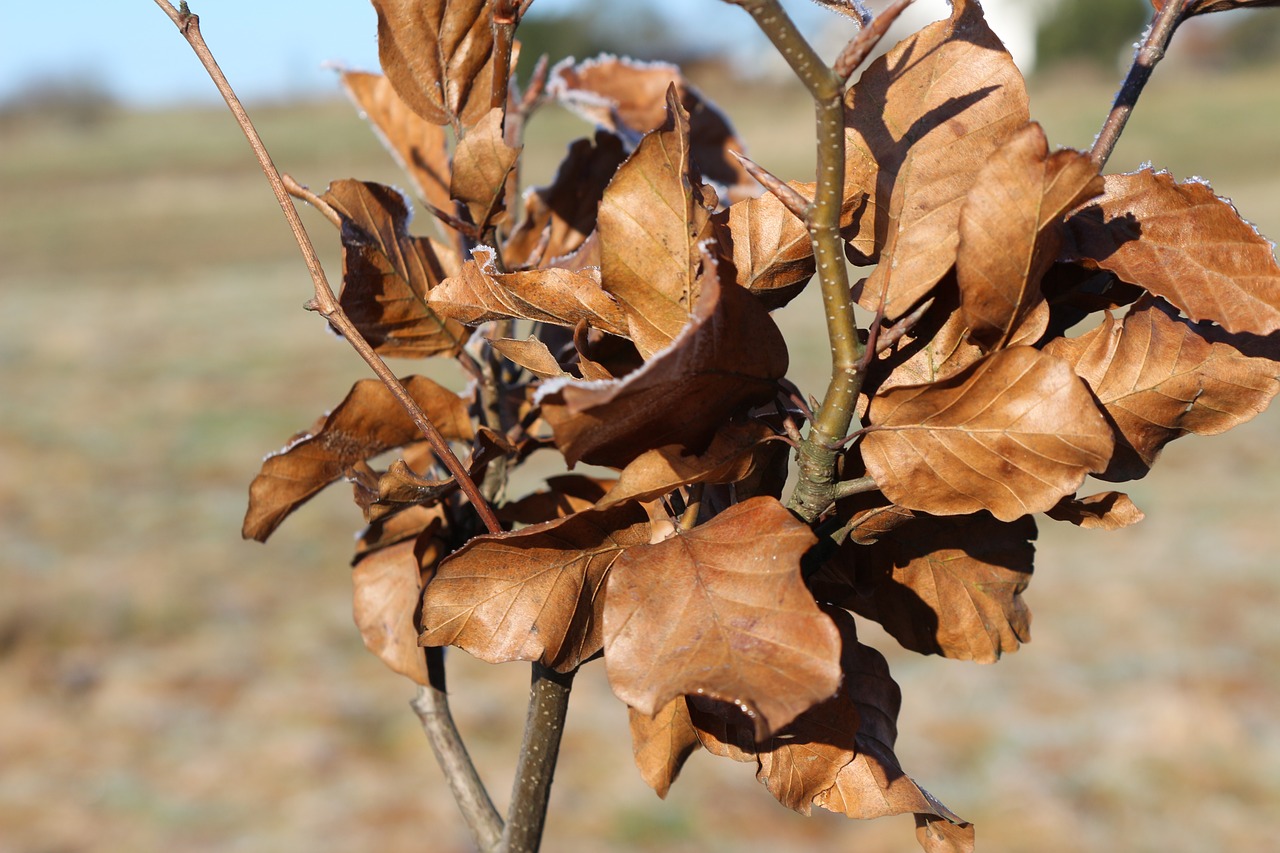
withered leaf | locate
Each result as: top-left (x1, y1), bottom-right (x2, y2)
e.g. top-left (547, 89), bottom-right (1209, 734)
top-left (823, 513), bottom-right (1036, 663)
top-left (598, 85), bottom-right (715, 357)
top-left (872, 287), bottom-right (986, 395)
top-left (352, 537), bottom-right (437, 686)
top-left (244, 376), bottom-right (473, 542)
top-left (1042, 297), bottom-right (1280, 480)
top-left (1045, 492), bottom-right (1145, 530)
top-left (596, 420), bottom-right (774, 510)
top-left (603, 497), bottom-right (840, 739)
top-left (862, 346), bottom-right (1114, 521)
top-left (628, 698), bottom-right (701, 799)
top-left (548, 55), bottom-right (752, 194)
top-left (450, 107), bottom-right (520, 231)
top-left (846, 0), bottom-right (1029, 319)
top-left (371, 0), bottom-right (494, 128)
top-left (498, 475), bottom-right (616, 526)
top-left (420, 503), bottom-right (650, 673)
top-left (488, 336), bottom-right (568, 379)
top-left (429, 246), bottom-right (629, 336)
top-left (340, 71), bottom-right (455, 227)
top-left (1064, 169), bottom-right (1280, 336)
top-left (538, 261), bottom-right (788, 469)
top-left (957, 122), bottom-right (1101, 349)
top-left (321, 180), bottom-right (466, 356)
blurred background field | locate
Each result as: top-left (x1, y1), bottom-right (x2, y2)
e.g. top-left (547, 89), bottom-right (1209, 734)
top-left (3, 4), bottom-right (1280, 852)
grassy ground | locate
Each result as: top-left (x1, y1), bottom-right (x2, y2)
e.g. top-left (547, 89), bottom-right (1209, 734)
top-left (2, 55), bottom-right (1279, 853)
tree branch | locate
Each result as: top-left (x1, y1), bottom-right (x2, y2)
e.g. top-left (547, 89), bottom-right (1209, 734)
top-left (150, 0), bottom-right (501, 536)
top-left (1091, 0), bottom-right (1189, 169)
top-left (500, 664), bottom-right (576, 853)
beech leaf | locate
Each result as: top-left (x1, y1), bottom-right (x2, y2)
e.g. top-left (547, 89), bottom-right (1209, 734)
top-left (863, 346), bottom-right (1114, 520)
top-left (420, 503), bottom-right (650, 673)
top-left (1064, 169), bottom-right (1280, 336)
top-left (1045, 492), bottom-right (1145, 530)
top-left (450, 107), bottom-right (520, 231)
top-left (628, 698), bottom-right (702, 799)
top-left (957, 122), bottom-right (1101, 349)
top-left (488, 336), bottom-right (568, 379)
top-left (603, 497), bottom-right (840, 739)
top-left (1043, 297), bottom-right (1280, 480)
top-left (321, 180), bottom-right (467, 357)
top-left (352, 537), bottom-right (437, 686)
top-left (845, 0), bottom-right (1030, 319)
top-left (371, 0), bottom-right (494, 128)
top-left (537, 259), bottom-right (788, 469)
top-left (498, 475), bottom-right (617, 527)
top-left (243, 376), bottom-right (473, 542)
top-left (597, 85), bottom-right (715, 357)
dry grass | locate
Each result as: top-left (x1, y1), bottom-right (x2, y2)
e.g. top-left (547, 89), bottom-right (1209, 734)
top-left (2, 58), bottom-right (1279, 853)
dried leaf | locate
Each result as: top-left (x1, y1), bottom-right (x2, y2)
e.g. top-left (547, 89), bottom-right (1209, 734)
top-left (489, 336), bottom-right (568, 379)
top-left (244, 377), bottom-right (473, 542)
top-left (957, 122), bottom-right (1101, 349)
top-left (450, 107), bottom-right (520, 231)
top-left (873, 287), bottom-right (985, 394)
top-left (1064, 169), bottom-right (1280, 336)
top-left (321, 180), bottom-right (467, 356)
top-left (629, 698), bottom-right (701, 799)
top-left (429, 246), bottom-right (629, 336)
top-left (598, 85), bottom-right (715, 356)
top-left (822, 513), bottom-right (1036, 662)
top-left (371, 0), bottom-right (494, 128)
top-left (863, 347), bottom-right (1114, 520)
top-left (538, 259), bottom-right (788, 469)
top-left (1043, 297), bottom-right (1280, 480)
top-left (420, 503), bottom-right (650, 673)
top-left (499, 475), bottom-right (616, 526)
top-left (1045, 492), bottom-right (1145, 530)
top-left (846, 0), bottom-right (1030, 318)
top-left (603, 497), bottom-right (840, 739)
top-left (352, 537), bottom-right (438, 685)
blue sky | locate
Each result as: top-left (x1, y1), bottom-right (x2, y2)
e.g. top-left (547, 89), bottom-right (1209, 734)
top-left (0, 0), bottom-right (783, 107)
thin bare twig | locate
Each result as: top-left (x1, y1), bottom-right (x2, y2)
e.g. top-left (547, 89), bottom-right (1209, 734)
top-left (1091, 0), bottom-right (1189, 169)
top-left (833, 475), bottom-right (879, 499)
top-left (500, 664), bottom-right (576, 853)
top-left (834, 0), bottom-right (914, 83)
top-left (731, 151), bottom-right (811, 220)
top-left (150, 0), bottom-right (501, 536)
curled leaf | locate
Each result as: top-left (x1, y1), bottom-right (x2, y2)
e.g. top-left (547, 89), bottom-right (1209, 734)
top-left (1045, 492), bottom-right (1145, 530)
top-left (450, 107), bottom-right (520, 231)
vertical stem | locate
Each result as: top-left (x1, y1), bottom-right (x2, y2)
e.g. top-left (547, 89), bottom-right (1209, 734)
top-left (500, 664), bottom-right (576, 853)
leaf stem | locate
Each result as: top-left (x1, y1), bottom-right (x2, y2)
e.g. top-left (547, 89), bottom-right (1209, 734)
top-left (150, 0), bottom-right (501, 536)
top-left (411, 648), bottom-right (504, 851)
top-left (1090, 0), bottom-right (1189, 169)
top-left (500, 664), bottom-right (576, 853)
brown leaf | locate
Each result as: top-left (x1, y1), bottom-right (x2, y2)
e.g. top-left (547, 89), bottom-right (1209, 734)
top-left (429, 246), bottom-right (629, 336)
top-left (498, 475), bottom-right (616, 526)
top-left (450, 107), bottom-right (520, 231)
top-left (538, 259), bottom-right (788, 468)
top-left (628, 698), bottom-right (701, 799)
top-left (1043, 297), bottom-right (1280, 480)
top-left (1064, 169), bottom-right (1280, 336)
top-left (352, 537), bottom-right (438, 685)
top-left (355, 503), bottom-right (447, 560)
top-left (488, 336), bottom-right (568, 379)
top-left (420, 503), bottom-right (650, 673)
top-left (596, 421), bottom-right (775, 509)
top-left (549, 55), bottom-right (752, 194)
top-left (863, 346), bottom-right (1114, 520)
top-left (340, 71), bottom-right (455, 227)
top-left (822, 513), bottom-right (1036, 662)
top-left (321, 180), bottom-right (467, 356)
top-left (603, 497), bottom-right (840, 739)
top-left (872, 286), bottom-right (986, 394)
top-left (1045, 492), bottom-right (1145, 530)
top-left (958, 122), bottom-right (1101, 349)
top-left (371, 0), bottom-right (494, 128)
top-left (502, 131), bottom-right (628, 269)
top-left (845, 0), bottom-right (1030, 318)
top-left (597, 85), bottom-right (715, 357)
top-left (243, 377), bottom-right (473, 542)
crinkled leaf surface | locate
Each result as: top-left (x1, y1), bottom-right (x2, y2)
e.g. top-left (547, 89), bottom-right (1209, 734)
top-left (1045, 492), bottom-right (1145, 530)
top-left (538, 264), bottom-right (788, 469)
top-left (450, 107), bottom-right (520, 231)
top-left (1043, 297), bottom-right (1280, 480)
top-left (603, 497), bottom-right (839, 739)
top-left (1065, 169), bottom-right (1280, 336)
top-left (597, 85), bottom-right (715, 356)
top-left (958, 122), bottom-right (1101, 348)
top-left (845, 0), bottom-right (1029, 319)
top-left (244, 376), bottom-right (472, 542)
top-left (873, 290), bottom-right (986, 395)
top-left (322, 180), bottom-right (466, 356)
top-left (430, 247), bottom-right (629, 336)
top-left (420, 503), bottom-right (650, 673)
top-left (371, 0), bottom-right (494, 128)
top-left (822, 513), bottom-right (1036, 662)
top-left (863, 346), bottom-right (1114, 520)
top-left (352, 537), bottom-right (437, 685)
top-left (628, 698), bottom-right (701, 799)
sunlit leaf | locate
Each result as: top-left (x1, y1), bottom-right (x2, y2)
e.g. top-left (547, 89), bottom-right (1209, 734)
top-left (499, 475), bottom-right (616, 526)
top-left (628, 698), bottom-right (701, 799)
top-left (352, 535), bottom-right (441, 685)
top-left (450, 107), bottom-right (520, 231)
top-left (1045, 492), bottom-right (1145, 530)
